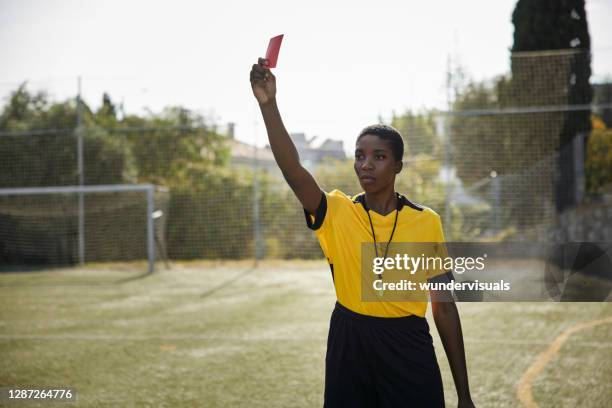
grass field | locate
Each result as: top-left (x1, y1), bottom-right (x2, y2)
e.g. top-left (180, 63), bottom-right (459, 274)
top-left (1, 260), bottom-right (611, 407)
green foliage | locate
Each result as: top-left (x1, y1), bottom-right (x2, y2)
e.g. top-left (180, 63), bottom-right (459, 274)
top-left (168, 167), bottom-right (254, 259)
top-left (258, 179), bottom-right (321, 259)
top-left (119, 107), bottom-right (229, 186)
top-left (0, 83), bottom-right (473, 260)
top-left (314, 157), bottom-right (445, 214)
top-left (451, 77), bottom-right (511, 184)
top-left (0, 84), bottom-right (134, 188)
top-left (0, 85), bottom-right (229, 188)
top-left (586, 116), bottom-right (612, 193)
top-left (0, 85), bottom-right (233, 263)
top-left (390, 110), bottom-right (440, 156)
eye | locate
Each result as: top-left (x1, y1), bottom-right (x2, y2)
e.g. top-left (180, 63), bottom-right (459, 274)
top-left (375, 154), bottom-right (385, 160)
top-left (355, 153), bottom-right (364, 160)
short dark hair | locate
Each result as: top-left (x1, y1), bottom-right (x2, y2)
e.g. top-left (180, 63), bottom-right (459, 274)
top-left (356, 124), bottom-right (404, 161)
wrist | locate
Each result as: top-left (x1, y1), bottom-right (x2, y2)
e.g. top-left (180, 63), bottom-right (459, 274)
top-left (259, 97), bottom-right (277, 109)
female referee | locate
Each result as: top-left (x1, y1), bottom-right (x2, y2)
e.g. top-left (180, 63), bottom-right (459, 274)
top-left (250, 58), bottom-right (475, 408)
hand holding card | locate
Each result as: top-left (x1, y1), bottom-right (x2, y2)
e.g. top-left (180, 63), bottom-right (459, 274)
top-left (264, 34), bottom-right (284, 68)
top-left (250, 35), bottom-right (283, 105)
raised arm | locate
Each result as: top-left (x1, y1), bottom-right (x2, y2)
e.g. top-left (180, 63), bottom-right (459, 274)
top-left (250, 58), bottom-right (322, 214)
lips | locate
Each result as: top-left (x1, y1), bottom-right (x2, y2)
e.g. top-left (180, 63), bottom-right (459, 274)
top-left (360, 174), bottom-right (376, 182)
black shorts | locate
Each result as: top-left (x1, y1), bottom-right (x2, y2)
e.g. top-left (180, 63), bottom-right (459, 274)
top-left (324, 302), bottom-right (445, 408)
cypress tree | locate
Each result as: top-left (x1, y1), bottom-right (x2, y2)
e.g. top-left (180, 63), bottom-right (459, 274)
top-left (511, 0), bottom-right (592, 211)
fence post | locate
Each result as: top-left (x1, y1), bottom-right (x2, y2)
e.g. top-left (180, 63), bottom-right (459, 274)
top-left (76, 76), bottom-right (85, 265)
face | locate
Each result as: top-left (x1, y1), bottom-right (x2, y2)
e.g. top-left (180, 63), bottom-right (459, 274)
top-left (354, 134), bottom-right (402, 192)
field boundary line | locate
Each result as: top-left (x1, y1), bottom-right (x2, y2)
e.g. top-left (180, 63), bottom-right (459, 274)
top-left (516, 316), bottom-right (612, 408)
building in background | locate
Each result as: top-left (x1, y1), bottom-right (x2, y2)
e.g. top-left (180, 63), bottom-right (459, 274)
top-left (285, 133), bottom-right (346, 171)
top-left (227, 125), bottom-right (346, 175)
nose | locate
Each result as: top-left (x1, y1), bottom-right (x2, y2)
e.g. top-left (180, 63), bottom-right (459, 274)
top-left (361, 158), bottom-right (374, 171)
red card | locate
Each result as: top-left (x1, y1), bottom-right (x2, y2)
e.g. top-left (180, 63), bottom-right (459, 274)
top-left (265, 34), bottom-right (284, 68)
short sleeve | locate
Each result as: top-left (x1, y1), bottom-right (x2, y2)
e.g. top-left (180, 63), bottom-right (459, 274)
top-left (303, 189), bottom-right (349, 233)
top-left (427, 214), bottom-right (453, 281)
top-left (303, 191), bottom-right (327, 231)
top-left (303, 190), bottom-right (350, 261)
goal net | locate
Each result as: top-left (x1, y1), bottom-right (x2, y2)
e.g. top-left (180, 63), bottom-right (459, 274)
top-left (0, 184), bottom-right (169, 272)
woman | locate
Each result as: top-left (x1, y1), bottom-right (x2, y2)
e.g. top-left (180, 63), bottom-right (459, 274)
top-left (250, 58), bottom-right (475, 408)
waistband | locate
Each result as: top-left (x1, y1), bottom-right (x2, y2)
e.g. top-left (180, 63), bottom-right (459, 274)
top-left (333, 301), bottom-right (428, 329)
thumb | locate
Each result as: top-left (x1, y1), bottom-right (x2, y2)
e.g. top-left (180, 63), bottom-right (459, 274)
top-left (264, 69), bottom-right (276, 82)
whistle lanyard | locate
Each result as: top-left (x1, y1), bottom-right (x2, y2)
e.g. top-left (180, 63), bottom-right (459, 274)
top-left (364, 193), bottom-right (400, 280)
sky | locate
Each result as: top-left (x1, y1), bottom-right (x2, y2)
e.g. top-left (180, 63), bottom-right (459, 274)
top-left (1, 0), bottom-right (611, 154)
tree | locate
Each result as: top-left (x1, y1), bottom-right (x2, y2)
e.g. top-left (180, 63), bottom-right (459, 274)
top-left (0, 84), bottom-right (134, 188)
top-left (118, 107), bottom-right (229, 185)
top-left (95, 92), bottom-right (117, 126)
top-left (512, 0), bottom-right (592, 211)
top-left (450, 76), bottom-right (514, 184)
top-left (0, 85), bottom-right (232, 263)
top-left (586, 115), bottom-right (612, 193)
top-left (390, 110), bottom-right (440, 157)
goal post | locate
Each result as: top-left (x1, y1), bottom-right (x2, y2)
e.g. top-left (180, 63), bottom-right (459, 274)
top-left (0, 184), bottom-right (168, 273)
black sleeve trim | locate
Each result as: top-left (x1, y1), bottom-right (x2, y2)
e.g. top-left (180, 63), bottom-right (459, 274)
top-left (427, 270), bottom-right (455, 284)
top-left (303, 192), bottom-right (327, 231)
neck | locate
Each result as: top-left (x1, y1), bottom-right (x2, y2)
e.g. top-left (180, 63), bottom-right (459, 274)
top-left (364, 188), bottom-right (397, 216)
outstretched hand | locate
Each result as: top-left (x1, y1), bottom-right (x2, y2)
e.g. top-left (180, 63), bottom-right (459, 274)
top-left (250, 57), bottom-right (276, 106)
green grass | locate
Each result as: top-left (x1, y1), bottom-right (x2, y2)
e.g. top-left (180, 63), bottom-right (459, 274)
top-left (1, 261), bottom-right (611, 407)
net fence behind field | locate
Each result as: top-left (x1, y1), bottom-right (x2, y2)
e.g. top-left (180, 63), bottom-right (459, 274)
top-left (1, 50), bottom-right (611, 264)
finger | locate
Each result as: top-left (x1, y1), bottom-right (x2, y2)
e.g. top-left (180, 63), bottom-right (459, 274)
top-left (254, 64), bottom-right (270, 76)
top-left (251, 64), bottom-right (266, 75)
top-left (258, 57), bottom-right (270, 67)
top-left (262, 71), bottom-right (275, 82)
top-left (250, 77), bottom-right (266, 87)
top-left (250, 68), bottom-right (266, 79)
top-left (250, 70), bottom-right (266, 81)
top-left (250, 71), bottom-right (267, 83)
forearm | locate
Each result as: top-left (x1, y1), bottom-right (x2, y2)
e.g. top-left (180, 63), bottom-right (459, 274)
top-left (432, 301), bottom-right (472, 402)
top-left (250, 60), bottom-right (322, 213)
top-left (258, 98), bottom-right (302, 180)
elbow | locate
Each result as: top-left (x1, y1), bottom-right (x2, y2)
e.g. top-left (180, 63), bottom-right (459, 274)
top-left (282, 171), bottom-right (299, 190)
top-left (281, 165), bottom-right (305, 188)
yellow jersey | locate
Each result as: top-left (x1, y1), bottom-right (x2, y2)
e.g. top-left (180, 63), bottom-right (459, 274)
top-left (305, 189), bottom-right (448, 317)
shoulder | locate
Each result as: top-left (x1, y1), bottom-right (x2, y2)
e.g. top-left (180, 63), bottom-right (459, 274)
top-left (326, 189), bottom-right (352, 200)
top-left (304, 189), bottom-right (355, 232)
top-left (325, 189), bottom-right (354, 207)
top-left (398, 194), bottom-right (441, 221)
top-left (397, 193), bottom-right (431, 213)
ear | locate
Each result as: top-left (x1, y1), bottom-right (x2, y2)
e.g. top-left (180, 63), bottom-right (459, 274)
top-left (395, 160), bottom-right (403, 174)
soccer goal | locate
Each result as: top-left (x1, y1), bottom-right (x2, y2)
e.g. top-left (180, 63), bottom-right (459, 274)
top-left (0, 184), bottom-right (169, 273)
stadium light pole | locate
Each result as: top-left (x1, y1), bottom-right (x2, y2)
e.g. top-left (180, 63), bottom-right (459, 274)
top-left (76, 76), bottom-right (85, 266)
